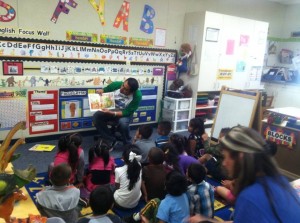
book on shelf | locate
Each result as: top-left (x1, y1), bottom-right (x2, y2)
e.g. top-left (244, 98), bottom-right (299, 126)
top-left (29, 144), bottom-right (55, 152)
top-left (88, 92), bottom-right (115, 112)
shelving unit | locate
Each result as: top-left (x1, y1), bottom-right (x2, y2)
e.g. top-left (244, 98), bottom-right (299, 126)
top-left (196, 92), bottom-right (220, 127)
top-left (162, 97), bottom-right (192, 132)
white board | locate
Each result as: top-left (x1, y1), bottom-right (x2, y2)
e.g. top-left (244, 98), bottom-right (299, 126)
top-left (211, 90), bottom-right (259, 140)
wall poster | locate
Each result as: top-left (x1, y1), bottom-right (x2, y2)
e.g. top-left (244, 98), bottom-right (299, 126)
top-left (0, 90), bottom-right (27, 130)
top-left (0, 37), bottom-right (176, 64)
top-left (28, 90), bottom-right (58, 135)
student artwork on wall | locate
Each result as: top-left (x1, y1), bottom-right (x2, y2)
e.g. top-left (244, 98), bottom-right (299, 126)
top-left (89, 0), bottom-right (106, 26)
top-left (51, 0), bottom-right (78, 23)
top-left (28, 90), bottom-right (58, 135)
top-left (113, 0), bottom-right (130, 32)
top-left (0, 1), bottom-right (16, 22)
top-left (140, 5), bottom-right (155, 34)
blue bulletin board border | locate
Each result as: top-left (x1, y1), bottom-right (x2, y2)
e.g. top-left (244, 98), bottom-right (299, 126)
top-left (59, 86), bottom-right (158, 131)
top-left (59, 88), bottom-right (94, 131)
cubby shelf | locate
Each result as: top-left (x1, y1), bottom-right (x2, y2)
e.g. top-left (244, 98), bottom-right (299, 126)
top-left (162, 97), bottom-right (192, 132)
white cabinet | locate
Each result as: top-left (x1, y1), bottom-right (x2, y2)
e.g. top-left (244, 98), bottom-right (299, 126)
top-left (183, 11), bottom-right (268, 92)
top-left (162, 97), bottom-right (192, 132)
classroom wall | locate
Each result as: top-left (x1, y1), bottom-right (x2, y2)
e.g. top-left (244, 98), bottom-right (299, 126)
top-left (263, 4), bottom-right (300, 108)
top-left (0, 0), bottom-right (291, 140)
top-left (185, 0), bottom-right (286, 37)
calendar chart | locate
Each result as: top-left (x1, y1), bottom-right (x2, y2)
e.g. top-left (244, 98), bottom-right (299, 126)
top-left (0, 90), bottom-right (27, 130)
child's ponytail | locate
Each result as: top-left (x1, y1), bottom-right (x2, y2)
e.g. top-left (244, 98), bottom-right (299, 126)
top-left (89, 139), bottom-right (110, 166)
top-left (122, 144), bottom-right (142, 191)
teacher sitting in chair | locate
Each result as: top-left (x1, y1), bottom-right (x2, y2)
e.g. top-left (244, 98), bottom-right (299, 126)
top-left (93, 77), bottom-right (142, 146)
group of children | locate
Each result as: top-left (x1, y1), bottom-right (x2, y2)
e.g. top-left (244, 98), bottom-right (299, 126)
top-left (35, 117), bottom-right (235, 223)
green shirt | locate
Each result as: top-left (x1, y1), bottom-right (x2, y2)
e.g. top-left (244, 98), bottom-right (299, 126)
top-left (204, 140), bottom-right (222, 159)
top-left (103, 81), bottom-right (142, 117)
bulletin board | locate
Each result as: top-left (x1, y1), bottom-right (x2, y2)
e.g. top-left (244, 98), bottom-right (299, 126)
top-left (58, 86), bottom-right (158, 131)
top-left (211, 89), bottom-right (260, 142)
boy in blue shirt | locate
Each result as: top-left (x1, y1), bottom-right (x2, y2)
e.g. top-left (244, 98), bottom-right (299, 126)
top-left (155, 121), bottom-right (172, 148)
top-left (187, 163), bottom-right (214, 218)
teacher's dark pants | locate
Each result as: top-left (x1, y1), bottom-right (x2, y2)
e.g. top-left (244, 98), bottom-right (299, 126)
top-left (93, 111), bottom-right (131, 145)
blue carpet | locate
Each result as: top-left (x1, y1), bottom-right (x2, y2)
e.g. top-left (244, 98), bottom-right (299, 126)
top-left (206, 176), bottom-right (234, 221)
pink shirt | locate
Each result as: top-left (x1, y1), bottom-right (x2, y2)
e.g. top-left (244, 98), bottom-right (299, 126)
top-left (53, 147), bottom-right (84, 183)
top-left (85, 156), bottom-right (115, 192)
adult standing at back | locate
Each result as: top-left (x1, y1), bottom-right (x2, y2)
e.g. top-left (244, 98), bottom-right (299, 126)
top-left (189, 125), bottom-right (300, 223)
top-left (93, 78), bottom-right (142, 145)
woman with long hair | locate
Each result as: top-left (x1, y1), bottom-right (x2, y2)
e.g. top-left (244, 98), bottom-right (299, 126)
top-left (114, 144), bottom-right (142, 209)
top-left (190, 126), bottom-right (300, 223)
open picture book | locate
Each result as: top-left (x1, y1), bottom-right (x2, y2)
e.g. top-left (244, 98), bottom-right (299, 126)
top-left (88, 92), bottom-right (115, 111)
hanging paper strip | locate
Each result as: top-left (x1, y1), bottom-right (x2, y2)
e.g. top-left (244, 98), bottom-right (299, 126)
top-left (129, 37), bottom-right (153, 47)
top-left (51, 0), bottom-right (78, 24)
top-left (100, 34), bottom-right (127, 45)
top-left (0, 1), bottom-right (16, 22)
top-left (140, 4), bottom-right (155, 34)
top-left (113, 0), bottom-right (130, 32)
top-left (89, 0), bottom-right (106, 26)
top-left (66, 31), bottom-right (98, 42)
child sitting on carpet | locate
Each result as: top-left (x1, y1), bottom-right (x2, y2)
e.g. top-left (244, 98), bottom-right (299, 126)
top-left (142, 147), bottom-right (167, 202)
top-left (84, 139), bottom-right (115, 192)
top-left (134, 170), bottom-right (189, 223)
top-left (199, 127), bottom-right (231, 181)
top-left (187, 117), bottom-right (207, 158)
top-left (50, 133), bottom-right (85, 187)
top-left (77, 185), bottom-right (123, 223)
top-left (169, 134), bottom-right (198, 175)
top-left (114, 144), bottom-right (142, 209)
top-left (36, 163), bottom-right (80, 223)
top-left (155, 121), bottom-right (172, 148)
top-left (187, 163), bottom-right (214, 218)
top-left (133, 124), bottom-right (156, 164)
